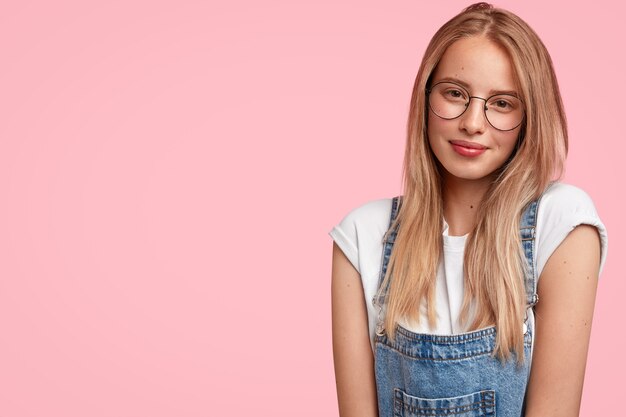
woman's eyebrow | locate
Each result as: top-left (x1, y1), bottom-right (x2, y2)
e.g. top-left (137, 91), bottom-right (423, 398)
top-left (436, 77), bottom-right (520, 97)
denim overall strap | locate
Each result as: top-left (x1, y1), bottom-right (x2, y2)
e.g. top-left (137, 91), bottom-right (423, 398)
top-left (520, 199), bottom-right (540, 308)
top-left (372, 195), bottom-right (402, 335)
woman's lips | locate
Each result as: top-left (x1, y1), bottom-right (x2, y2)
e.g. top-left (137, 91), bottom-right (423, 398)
top-left (449, 140), bottom-right (487, 157)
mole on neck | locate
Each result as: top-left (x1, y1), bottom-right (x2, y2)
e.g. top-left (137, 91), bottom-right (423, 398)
top-left (441, 176), bottom-right (489, 237)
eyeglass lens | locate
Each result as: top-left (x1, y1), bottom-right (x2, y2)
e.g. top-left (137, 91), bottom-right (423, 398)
top-left (428, 82), bottom-right (523, 131)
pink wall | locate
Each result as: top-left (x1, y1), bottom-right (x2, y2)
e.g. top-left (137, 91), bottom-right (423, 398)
top-left (0, 1), bottom-right (622, 415)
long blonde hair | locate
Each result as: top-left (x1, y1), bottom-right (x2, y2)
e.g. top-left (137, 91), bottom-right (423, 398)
top-left (377, 2), bottom-right (567, 362)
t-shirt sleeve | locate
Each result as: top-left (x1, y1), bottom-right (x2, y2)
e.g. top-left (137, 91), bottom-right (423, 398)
top-left (328, 198), bottom-right (393, 275)
top-left (329, 216), bottom-right (361, 274)
top-left (535, 183), bottom-right (608, 279)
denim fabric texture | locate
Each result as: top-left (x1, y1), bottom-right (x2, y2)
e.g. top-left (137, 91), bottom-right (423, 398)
top-left (373, 196), bottom-right (539, 417)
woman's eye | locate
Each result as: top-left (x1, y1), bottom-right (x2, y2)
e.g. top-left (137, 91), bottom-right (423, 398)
top-left (496, 100), bottom-right (510, 108)
top-left (445, 89), bottom-right (465, 99)
top-left (491, 98), bottom-right (512, 110)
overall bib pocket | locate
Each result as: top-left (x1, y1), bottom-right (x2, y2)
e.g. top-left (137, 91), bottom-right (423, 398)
top-left (393, 388), bottom-right (496, 417)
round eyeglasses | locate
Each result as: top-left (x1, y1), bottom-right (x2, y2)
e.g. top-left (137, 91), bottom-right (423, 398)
top-left (426, 81), bottom-right (525, 131)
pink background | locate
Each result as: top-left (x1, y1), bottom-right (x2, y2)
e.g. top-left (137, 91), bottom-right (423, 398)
top-left (0, 1), bottom-right (622, 415)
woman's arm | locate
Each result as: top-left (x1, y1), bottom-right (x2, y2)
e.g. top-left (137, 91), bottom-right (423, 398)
top-left (331, 242), bottom-right (379, 417)
top-left (524, 224), bottom-right (601, 416)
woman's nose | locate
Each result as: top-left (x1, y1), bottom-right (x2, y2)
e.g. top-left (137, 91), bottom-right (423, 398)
top-left (459, 97), bottom-right (487, 134)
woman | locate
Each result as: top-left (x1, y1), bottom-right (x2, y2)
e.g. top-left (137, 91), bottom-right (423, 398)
top-left (329, 3), bottom-right (608, 416)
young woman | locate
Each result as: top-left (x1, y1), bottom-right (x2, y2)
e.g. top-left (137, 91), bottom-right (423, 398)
top-left (329, 3), bottom-right (608, 417)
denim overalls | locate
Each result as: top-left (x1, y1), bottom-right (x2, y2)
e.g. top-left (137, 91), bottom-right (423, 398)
top-left (373, 196), bottom-right (540, 417)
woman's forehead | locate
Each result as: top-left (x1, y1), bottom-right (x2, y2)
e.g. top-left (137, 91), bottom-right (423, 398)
top-left (433, 36), bottom-right (518, 94)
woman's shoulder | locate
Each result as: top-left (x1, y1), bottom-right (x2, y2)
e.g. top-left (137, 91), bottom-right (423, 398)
top-left (540, 181), bottom-right (598, 210)
top-left (328, 197), bottom-right (395, 273)
top-left (331, 197), bottom-right (394, 237)
top-left (538, 181), bottom-right (598, 218)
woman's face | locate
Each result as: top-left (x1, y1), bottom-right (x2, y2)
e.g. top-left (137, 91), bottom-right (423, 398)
top-left (427, 36), bottom-right (522, 183)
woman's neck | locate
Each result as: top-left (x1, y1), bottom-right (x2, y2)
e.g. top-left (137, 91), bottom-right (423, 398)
top-left (442, 175), bottom-right (492, 236)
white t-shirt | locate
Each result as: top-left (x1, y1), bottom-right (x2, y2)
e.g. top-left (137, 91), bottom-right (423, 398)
top-left (329, 182), bottom-right (608, 352)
